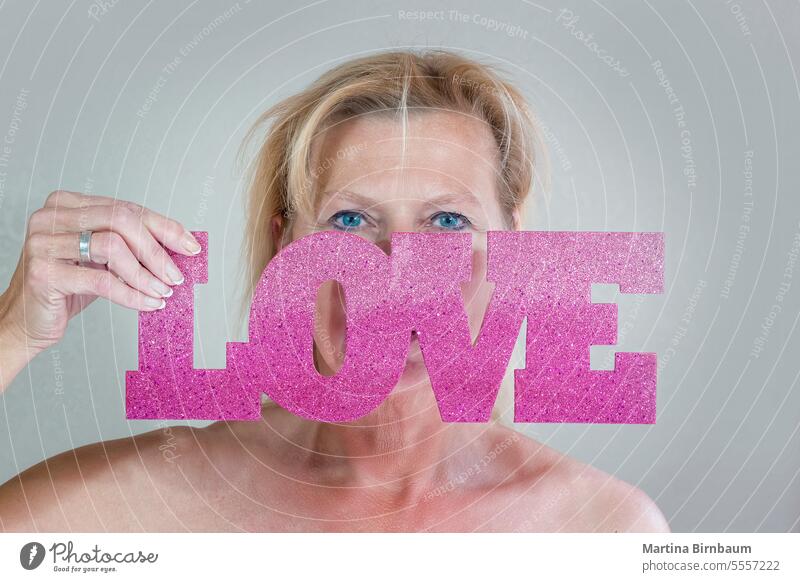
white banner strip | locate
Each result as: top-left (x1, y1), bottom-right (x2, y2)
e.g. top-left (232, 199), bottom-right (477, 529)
top-left (1, 533), bottom-right (798, 581)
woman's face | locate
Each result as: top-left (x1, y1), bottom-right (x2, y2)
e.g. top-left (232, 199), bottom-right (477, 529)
top-left (283, 110), bottom-right (515, 387)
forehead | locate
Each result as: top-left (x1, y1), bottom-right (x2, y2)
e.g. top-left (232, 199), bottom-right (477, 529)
top-left (308, 110), bottom-right (501, 198)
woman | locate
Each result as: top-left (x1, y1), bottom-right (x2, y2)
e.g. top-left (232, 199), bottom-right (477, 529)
top-left (0, 50), bottom-right (669, 532)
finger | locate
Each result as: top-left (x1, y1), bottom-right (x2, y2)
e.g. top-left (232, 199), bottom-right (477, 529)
top-left (44, 189), bottom-right (118, 209)
top-left (31, 206), bottom-right (185, 287)
top-left (48, 262), bottom-right (166, 311)
top-left (141, 206), bottom-right (201, 255)
top-left (25, 231), bottom-right (174, 298)
top-left (86, 231), bottom-right (175, 298)
top-left (94, 232), bottom-right (174, 298)
top-left (44, 191), bottom-right (201, 255)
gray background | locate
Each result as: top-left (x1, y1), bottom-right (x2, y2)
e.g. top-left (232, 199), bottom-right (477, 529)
top-left (0, 0), bottom-right (798, 532)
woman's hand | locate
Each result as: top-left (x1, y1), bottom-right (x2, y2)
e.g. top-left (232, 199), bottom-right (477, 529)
top-left (0, 190), bottom-right (201, 378)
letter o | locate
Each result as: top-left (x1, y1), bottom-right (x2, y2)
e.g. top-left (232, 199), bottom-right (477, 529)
top-left (245, 231), bottom-right (410, 421)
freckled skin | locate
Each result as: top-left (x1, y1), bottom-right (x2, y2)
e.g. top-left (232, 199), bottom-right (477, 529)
top-left (0, 111), bottom-right (669, 532)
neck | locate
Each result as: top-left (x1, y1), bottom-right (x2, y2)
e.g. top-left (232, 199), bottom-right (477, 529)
top-left (276, 367), bottom-right (465, 498)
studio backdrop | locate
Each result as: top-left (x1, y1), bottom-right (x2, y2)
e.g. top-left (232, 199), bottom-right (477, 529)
top-left (0, 0), bottom-right (798, 533)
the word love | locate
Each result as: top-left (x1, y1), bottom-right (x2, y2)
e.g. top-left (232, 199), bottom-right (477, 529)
top-left (126, 231), bottom-right (664, 423)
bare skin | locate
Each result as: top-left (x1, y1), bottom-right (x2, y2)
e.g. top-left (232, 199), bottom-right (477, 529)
top-left (0, 111), bottom-right (670, 533)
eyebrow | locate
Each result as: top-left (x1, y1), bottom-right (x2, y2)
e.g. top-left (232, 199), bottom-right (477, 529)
top-left (319, 189), bottom-right (484, 210)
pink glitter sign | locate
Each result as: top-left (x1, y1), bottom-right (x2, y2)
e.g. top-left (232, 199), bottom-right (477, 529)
top-left (126, 230), bottom-right (664, 423)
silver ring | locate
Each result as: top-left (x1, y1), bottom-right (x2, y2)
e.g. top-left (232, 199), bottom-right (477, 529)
top-left (78, 230), bottom-right (92, 263)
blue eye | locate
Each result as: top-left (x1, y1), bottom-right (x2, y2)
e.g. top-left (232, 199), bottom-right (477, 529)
top-left (330, 211), bottom-right (365, 230)
top-left (432, 211), bottom-right (470, 230)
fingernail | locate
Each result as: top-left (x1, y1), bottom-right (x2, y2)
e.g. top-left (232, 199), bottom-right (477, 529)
top-left (145, 297), bottom-right (166, 309)
top-left (151, 279), bottom-right (172, 297)
top-left (183, 232), bottom-right (201, 254)
top-left (166, 263), bottom-right (184, 285)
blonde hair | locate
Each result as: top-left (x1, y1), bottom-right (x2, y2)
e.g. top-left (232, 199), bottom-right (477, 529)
top-left (238, 50), bottom-right (547, 420)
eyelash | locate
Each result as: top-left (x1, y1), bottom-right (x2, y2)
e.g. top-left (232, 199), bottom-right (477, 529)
top-left (429, 211), bottom-right (472, 230)
top-left (328, 210), bottom-right (372, 231)
top-left (327, 210), bottom-right (472, 231)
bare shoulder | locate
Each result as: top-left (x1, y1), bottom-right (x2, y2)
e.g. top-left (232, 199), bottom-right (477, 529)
top-left (0, 425), bottom-right (211, 532)
top-left (494, 426), bottom-right (670, 533)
